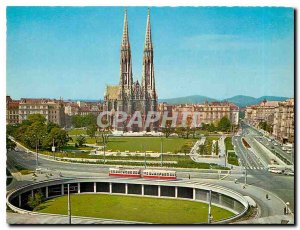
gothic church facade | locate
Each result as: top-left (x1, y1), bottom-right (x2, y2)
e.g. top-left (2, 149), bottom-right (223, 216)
top-left (103, 9), bottom-right (158, 132)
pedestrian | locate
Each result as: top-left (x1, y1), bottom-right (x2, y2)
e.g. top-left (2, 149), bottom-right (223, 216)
top-left (266, 194), bottom-right (269, 200)
top-left (284, 207), bottom-right (287, 215)
top-left (188, 174), bottom-right (190, 180)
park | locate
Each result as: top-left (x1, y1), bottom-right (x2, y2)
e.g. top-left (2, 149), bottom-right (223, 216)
top-left (34, 194), bottom-right (234, 224)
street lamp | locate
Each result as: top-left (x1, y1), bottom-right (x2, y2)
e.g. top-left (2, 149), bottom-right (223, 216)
top-left (35, 138), bottom-right (39, 168)
top-left (208, 190), bottom-right (213, 224)
top-left (67, 184), bottom-right (71, 224)
top-left (52, 138), bottom-right (56, 160)
top-left (102, 134), bottom-right (109, 164)
top-left (160, 137), bottom-right (163, 167)
top-left (244, 166), bottom-right (247, 186)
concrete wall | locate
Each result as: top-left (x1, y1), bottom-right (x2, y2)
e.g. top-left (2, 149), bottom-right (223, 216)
top-left (7, 178), bottom-right (249, 224)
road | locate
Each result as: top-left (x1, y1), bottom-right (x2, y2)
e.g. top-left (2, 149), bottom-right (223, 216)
top-left (231, 122), bottom-right (294, 212)
top-left (7, 122), bottom-right (295, 214)
top-left (245, 124), bottom-right (294, 165)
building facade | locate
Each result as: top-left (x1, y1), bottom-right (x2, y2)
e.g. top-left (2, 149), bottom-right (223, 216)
top-left (18, 98), bottom-right (65, 126)
top-left (273, 98), bottom-right (294, 144)
top-left (158, 101), bottom-right (239, 127)
top-left (245, 100), bottom-right (280, 126)
top-left (6, 96), bottom-right (20, 125)
top-left (103, 9), bottom-right (158, 132)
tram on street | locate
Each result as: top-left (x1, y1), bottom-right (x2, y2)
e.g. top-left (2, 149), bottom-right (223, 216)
top-left (109, 167), bottom-right (177, 180)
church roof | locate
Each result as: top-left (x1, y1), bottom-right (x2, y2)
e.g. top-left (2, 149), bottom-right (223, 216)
top-left (105, 85), bottom-right (119, 100)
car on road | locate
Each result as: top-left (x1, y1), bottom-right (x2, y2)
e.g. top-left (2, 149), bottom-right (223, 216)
top-left (268, 167), bottom-right (283, 174)
top-left (284, 170), bottom-right (294, 176)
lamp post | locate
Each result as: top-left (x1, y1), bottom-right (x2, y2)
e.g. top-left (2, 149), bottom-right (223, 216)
top-left (36, 138), bottom-right (39, 168)
top-left (208, 190), bottom-right (212, 224)
top-left (67, 184), bottom-right (71, 224)
top-left (142, 145), bottom-right (146, 169)
top-left (102, 134), bottom-right (109, 164)
top-left (52, 138), bottom-right (56, 160)
top-left (161, 137), bottom-right (163, 167)
top-left (244, 166), bottom-right (247, 186)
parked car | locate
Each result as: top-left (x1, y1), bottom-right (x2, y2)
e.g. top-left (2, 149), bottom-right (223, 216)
top-left (268, 167), bottom-right (283, 174)
top-left (284, 170), bottom-right (294, 176)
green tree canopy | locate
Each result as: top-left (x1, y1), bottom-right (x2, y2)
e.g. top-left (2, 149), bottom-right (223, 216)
top-left (42, 127), bottom-right (70, 150)
top-left (28, 114), bottom-right (46, 124)
top-left (76, 135), bottom-right (86, 147)
top-left (218, 116), bottom-right (231, 132)
top-left (6, 136), bottom-right (16, 151)
top-left (27, 191), bottom-right (43, 209)
top-left (87, 124), bottom-right (97, 139)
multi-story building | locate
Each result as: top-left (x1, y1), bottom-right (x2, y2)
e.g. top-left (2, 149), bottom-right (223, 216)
top-left (273, 98), bottom-right (294, 144)
top-left (64, 101), bottom-right (80, 116)
top-left (103, 9), bottom-right (157, 132)
top-left (6, 96), bottom-right (20, 125)
top-left (18, 98), bottom-right (65, 126)
top-left (245, 100), bottom-right (280, 126)
top-left (158, 101), bottom-right (239, 127)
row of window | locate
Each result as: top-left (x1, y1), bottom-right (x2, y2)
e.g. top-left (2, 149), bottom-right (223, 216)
top-left (110, 170), bottom-right (140, 174)
top-left (20, 105), bottom-right (48, 109)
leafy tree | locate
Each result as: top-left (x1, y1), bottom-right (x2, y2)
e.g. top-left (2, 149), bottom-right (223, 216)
top-left (27, 191), bottom-right (43, 209)
top-left (218, 116), bottom-right (231, 132)
top-left (84, 114), bottom-right (97, 127)
top-left (23, 122), bottom-right (47, 149)
top-left (27, 114), bottom-right (46, 124)
top-left (87, 124), bottom-right (97, 139)
top-left (42, 128), bottom-right (70, 150)
top-left (215, 141), bottom-right (219, 155)
top-left (208, 123), bottom-right (216, 132)
top-left (259, 121), bottom-right (273, 133)
top-left (6, 124), bottom-right (21, 137)
top-left (71, 114), bottom-right (97, 128)
top-left (6, 136), bottom-right (16, 151)
top-left (162, 120), bottom-right (175, 138)
top-left (46, 122), bottom-right (60, 133)
top-left (76, 135), bottom-right (86, 147)
top-left (175, 127), bottom-right (185, 138)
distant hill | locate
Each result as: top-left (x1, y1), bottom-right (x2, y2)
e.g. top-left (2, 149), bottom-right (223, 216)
top-left (225, 95), bottom-right (289, 108)
top-left (223, 95), bottom-right (258, 108)
top-left (159, 95), bottom-right (289, 108)
top-left (159, 95), bottom-right (216, 104)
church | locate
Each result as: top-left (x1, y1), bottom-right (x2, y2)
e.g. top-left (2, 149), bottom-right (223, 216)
top-left (103, 9), bottom-right (158, 132)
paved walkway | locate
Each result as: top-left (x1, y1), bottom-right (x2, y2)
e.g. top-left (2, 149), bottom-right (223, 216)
top-left (237, 214), bottom-right (294, 224)
top-left (7, 213), bottom-right (147, 224)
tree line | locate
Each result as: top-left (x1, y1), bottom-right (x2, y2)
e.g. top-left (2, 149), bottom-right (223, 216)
top-left (162, 116), bottom-right (234, 138)
top-left (7, 114), bottom-right (70, 152)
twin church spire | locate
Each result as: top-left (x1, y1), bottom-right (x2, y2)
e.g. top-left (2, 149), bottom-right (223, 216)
top-left (110, 8), bottom-right (158, 132)
top-left (119, 8), bottom-right (156, 102)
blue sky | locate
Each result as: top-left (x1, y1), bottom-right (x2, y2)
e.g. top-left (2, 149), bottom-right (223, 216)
top-left (6, 7), bottom-right (294, 100)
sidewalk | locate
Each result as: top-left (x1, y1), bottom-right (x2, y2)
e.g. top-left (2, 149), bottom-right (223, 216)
top-left (7, 212), bottom-right (147, 224)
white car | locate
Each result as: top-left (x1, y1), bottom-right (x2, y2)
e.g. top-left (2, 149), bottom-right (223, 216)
top-left (284, 170), bottom-right (294, 176)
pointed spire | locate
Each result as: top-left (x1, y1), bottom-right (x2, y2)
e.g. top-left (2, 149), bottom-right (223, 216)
top-left (121, 8), bottom-right (130, 48)
top-left (144, 8), bottom-right (152, 50)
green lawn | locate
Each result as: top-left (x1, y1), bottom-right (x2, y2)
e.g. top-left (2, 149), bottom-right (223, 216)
top-left (67, 129), bottom-right (87, 135)
top-left (224, 137), bottom-right (239, 166)
top-left (70, 137), bottom-right (198, 153)
top-left (34, 194), bottom-right (234, 224)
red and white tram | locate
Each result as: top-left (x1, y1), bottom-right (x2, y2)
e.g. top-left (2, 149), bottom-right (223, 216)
top-left (142, 169), bottom-right (177, 180)
top-left (109, 167), bottom-right (177, 180)
top-left (109, 167), bottom-right (141, 178)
